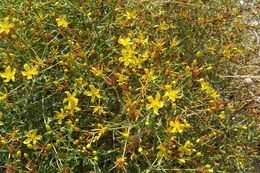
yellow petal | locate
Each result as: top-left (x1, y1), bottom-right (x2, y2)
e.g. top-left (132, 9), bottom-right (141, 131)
top-left (147, 96), bottom-right (153, 102)
top-left (24, 64), bottom-right (29, 71)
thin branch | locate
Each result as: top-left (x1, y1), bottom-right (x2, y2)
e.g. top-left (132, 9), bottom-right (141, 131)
top-left (223, 75), bottom-right (260, 79)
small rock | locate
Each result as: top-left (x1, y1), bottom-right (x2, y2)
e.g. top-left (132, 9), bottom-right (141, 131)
top-left (243, 77), bottom-right (253, 86)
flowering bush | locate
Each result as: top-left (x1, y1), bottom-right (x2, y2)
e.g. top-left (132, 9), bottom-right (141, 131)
top-left (0, 0), bottom-right (259, 172)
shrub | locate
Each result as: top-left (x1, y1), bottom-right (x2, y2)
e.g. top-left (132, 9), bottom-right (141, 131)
top-left (0, 0), bottom-right (259, 172)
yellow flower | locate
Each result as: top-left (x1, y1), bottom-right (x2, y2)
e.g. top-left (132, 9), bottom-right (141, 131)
top-left (153, 39), bottom-right (166, 52)
top-left (178, 141), bottom-right (194, 157)
top-left (124, 11), bottom-right (136, 20)
top-left (0, 17), bottom-right (14, 34)
top-left (23, 129), bottom-right (42, 146)
top-left (63, 91), bottom-right (78, 104)
top-left (91, 104), bottom-right (107, 115)
top-left (119, 49), bottom-right (135, 66)
top-left (118, 44), bottom-right (139, 67)
top-left (218, 111), bottom-right (225, 120)
top-left (167, 117), bottom-right (191, 134)
top-left (142, 68), bottom-right (157, 83)
top-left (164, 85), bottom-right (181, 102)
top-left (74, 77), bottom-right (84, 89)
top-left (157, 144), bottom-right (171, 159)
top-left (119, 129), bottom-right (130, 140)
top-left (65, 99), bottom-right (81, 115)
top-left (0, 66), bottom-right (16, 82)
top-left (32, 56), bottom-right (46, 68)
top-left (21, 63), bottom-right (38, 80)
top-left (118, 36), bottom-right (132, 47)
top-left (84, 84), bottom-right (102, 102)
top-left (198, 78), bottom-right (219, 99)
top-left (157, 21), bottom-right (169, 32)
top-left (56, 16), bottom-right (68, 28)
top-left (90, 65), bottom-right (104, 77)
top-left (53, 109), bottom-right (66, 124)
top-left (136, 33), bottom-right (148, 45)
top-left (141, 50), bottom-right (149, 61)
top-left (170, 36), bottom-right (181, 48)
top-left (63, 91), bottom-right (80, 114)
top-left (146, 92), bottom-right (164, 115)
top-left (115, 73), bottom-right (128, 85)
